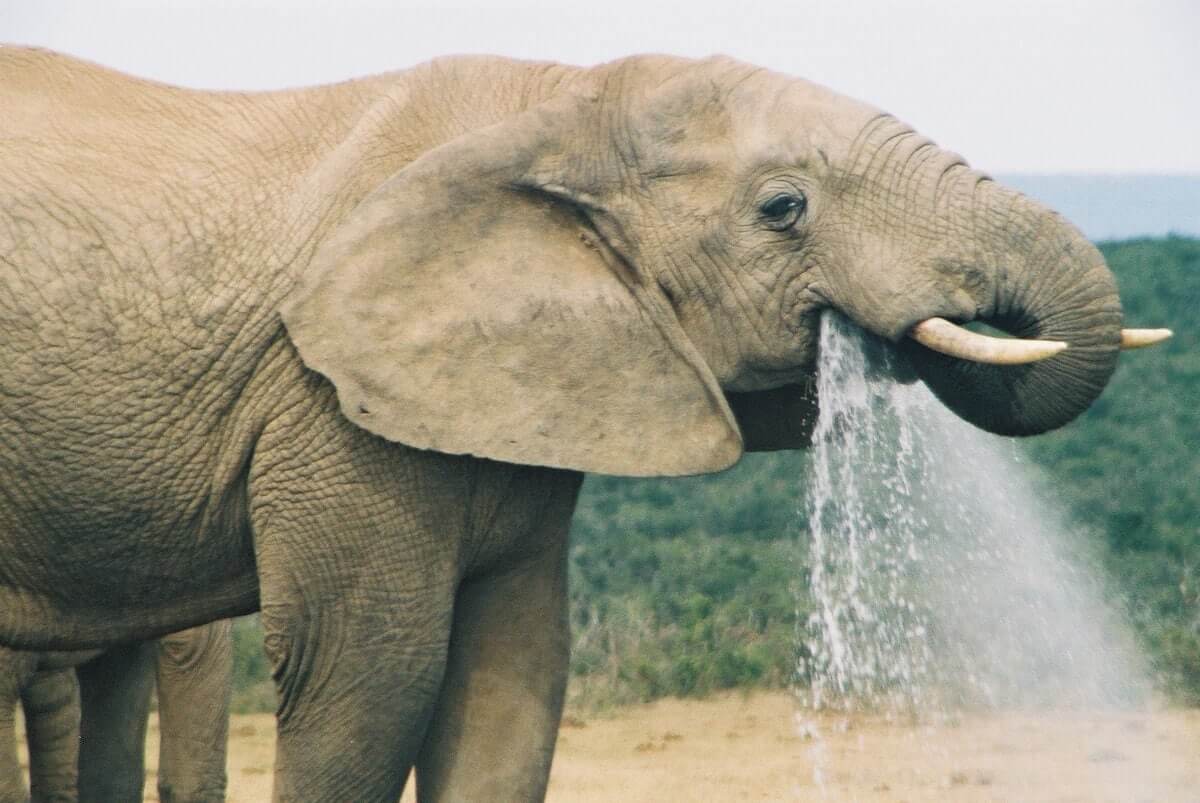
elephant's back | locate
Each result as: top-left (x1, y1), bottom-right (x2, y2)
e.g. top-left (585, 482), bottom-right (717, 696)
top-left (0, 50), bottom-right (308, 436)
top-left (0, 50), bottom-right (388, 566)
top-left (0, 142), bottom-right (277, 444)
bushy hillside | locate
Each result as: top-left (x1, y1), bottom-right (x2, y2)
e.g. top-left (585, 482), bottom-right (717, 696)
top-left (568, 453), bottom-right (806, 706)
top-left (1025, 237), bottom-right (1200, 701)
top-left (231, 237), bottom-right (1199, 711)
top-left (564, 236), bottom-right (1200, 707)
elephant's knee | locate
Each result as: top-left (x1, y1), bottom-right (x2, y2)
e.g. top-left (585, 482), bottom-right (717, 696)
top-left (260, 595), bottom-right (452, 732)
top-left (259, 600), bottom-right (316, 727)
top-left (19, 667), bottom-right (78, 722)
top-left (158, 620), bottom-right (233, 673)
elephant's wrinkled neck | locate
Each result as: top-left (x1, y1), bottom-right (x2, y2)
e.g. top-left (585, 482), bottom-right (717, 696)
top-left (305, 58), bottom-right (587, 182)
top-left (391, 58), bottom-right (590, 160)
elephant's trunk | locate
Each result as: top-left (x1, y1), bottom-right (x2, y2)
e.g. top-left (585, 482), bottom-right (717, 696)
top-left (902, 180), bottom-right (1123, 436)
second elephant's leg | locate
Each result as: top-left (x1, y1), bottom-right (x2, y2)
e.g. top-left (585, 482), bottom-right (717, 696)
top-left (0, 649), bottom-right (38, 803)
top-left (155, 620), bottom-right (233, 803)
top-left (21, 667), bottom-right (80, 803)
top-left (75, 642), bottom-right (157, 803)
top-left (416, 472), bottom-right (581, 803)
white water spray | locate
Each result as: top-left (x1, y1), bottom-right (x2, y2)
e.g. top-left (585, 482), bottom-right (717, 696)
top-left (797, 312), bottom-right (1166, 796)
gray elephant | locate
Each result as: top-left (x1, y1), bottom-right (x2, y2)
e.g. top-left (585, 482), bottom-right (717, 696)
top-left (0, 655), bottom-right (78, 803)
top-left (0, 622), bottom-right (232, 803)
top-left (0, 48), bottom-right (1167, 802)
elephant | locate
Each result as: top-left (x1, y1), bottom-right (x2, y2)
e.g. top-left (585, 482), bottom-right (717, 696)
top-left (0, 47), bottom-right (1168, 802)
top-left (0, 621), bottom-right (232, 803)
top-left (0, 655), bottom-right (78, 803)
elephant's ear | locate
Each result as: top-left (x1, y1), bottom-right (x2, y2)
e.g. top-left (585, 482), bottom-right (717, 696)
top-left (281, 93), bottom-right (742, 477)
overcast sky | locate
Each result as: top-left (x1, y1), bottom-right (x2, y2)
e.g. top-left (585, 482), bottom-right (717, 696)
top-left (4, 0), bottom-right (1196, 174)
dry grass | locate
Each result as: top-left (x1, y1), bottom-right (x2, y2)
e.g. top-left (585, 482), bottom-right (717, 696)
top-left (18, 692), bottom-right (1200, 801)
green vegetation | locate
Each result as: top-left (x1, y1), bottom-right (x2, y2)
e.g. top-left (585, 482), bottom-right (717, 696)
top-left (567, 456), bottom-right (805, 707)
top-left (1025, 237), bottom-right (1200, 702)
top-left (231, 237), bottom-right (1200, 712)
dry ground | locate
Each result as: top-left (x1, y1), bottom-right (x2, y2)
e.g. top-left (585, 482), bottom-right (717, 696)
top-left (18, 691), bottom-right (1200, 801)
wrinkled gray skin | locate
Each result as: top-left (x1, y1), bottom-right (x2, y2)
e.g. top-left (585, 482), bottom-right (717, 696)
top-left (0, 622), bottom-right (232, 803)
top-left (0, 48), bottom-right (1124, 801)
top-left (0, 655), bottom-right (78, 803)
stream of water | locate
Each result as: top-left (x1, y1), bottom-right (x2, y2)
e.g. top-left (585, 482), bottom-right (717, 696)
top-left (797, 312), bottom-right (1165, 797)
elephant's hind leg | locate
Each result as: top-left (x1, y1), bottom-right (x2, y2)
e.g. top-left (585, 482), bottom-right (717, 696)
top-left (416, 473), bottom-right (581, 803)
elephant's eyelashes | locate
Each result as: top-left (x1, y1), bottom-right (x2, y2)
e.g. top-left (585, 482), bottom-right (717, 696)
top-left (758, 192), bottom-right (806, 231)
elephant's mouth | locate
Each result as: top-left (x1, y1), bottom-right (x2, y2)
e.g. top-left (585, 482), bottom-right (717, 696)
top-left (732, 313), bottom-right (1088, 452)
top-left (784, 308), bottom-right (1171, 444)
top-left (741, 288), bottom-right (1168, 449)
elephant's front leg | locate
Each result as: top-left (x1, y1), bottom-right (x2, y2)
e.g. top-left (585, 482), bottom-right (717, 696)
top-left (257, 541), bottom-right (455, 802)
top-left (75, 641), bottom-right (157, 803)
top-left (417, 473), bottom-right (581, 803)
top-left (251, 426), bottom-right (462, 803)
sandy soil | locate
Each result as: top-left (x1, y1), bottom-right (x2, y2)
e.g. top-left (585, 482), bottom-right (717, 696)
top-left (545, 695), bottom-right (1200, 803)
top-left (18, 692), bottom-right (1200, 801)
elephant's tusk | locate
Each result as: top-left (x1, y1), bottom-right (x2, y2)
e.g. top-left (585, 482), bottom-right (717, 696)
top-left (908, 317), bottom-right (1067, 365)
top-left (1120, 328), bottom-right (1173, 350)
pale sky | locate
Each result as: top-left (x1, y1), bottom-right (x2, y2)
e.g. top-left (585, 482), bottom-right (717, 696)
top-left (3, 0), bottom-right (1197, 174)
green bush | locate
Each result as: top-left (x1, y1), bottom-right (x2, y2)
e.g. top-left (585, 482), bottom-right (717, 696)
top-left (230, 615), bottom-right (274, 713)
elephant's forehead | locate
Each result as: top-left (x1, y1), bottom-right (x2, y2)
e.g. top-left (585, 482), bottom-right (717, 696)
top-left (725, 70), bottom-right (890, 167)
top-left (619, 57), bottom-right (891, 180)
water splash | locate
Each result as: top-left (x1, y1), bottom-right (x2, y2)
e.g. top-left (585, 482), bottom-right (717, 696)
top-left (797, 312), bottom-right (1157, 793)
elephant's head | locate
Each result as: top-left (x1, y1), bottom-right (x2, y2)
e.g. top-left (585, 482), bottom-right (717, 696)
top-left (282, 56), bottom-right (1166, 476)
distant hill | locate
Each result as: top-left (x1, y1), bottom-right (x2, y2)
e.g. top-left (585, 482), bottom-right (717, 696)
top-left (999, 174), bottom-right (1200, 242)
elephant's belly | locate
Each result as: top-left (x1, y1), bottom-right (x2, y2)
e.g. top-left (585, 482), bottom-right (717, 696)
top-left (0, 570), bottom-right (259, 652)
top-left (0, 446), bottom-right (262, 650)
top-left (36, 649), bottom-right (105, 670)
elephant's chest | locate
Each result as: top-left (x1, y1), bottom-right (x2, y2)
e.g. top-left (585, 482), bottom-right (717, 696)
top-left (449, 460), bottom-right (582, 580)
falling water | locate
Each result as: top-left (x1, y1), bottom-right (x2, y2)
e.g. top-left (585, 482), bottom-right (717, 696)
top-left (797, 312), bottom-right (1167, 797)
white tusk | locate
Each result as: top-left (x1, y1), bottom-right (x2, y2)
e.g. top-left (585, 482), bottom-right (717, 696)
top-left (1120, 328), bottom-right (1173, 350)
top-left (909, 317), bottom-right (1068, 365)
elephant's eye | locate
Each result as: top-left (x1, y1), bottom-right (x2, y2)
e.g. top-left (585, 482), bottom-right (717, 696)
top-left (758, 192), bottom-right (806, 230)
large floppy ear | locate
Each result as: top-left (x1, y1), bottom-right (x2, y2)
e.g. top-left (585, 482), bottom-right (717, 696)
top-left (281, 92), bottom-right (743, 477)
